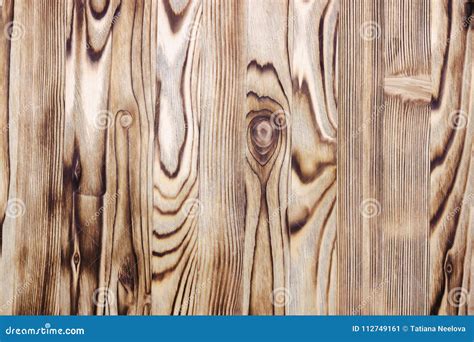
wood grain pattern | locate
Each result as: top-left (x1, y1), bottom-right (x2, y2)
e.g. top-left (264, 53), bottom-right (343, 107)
top-left (2, 0), bottom-right (67, 314)
top-left (430, 0), bottom-right (474, 315)
top-left (289, 0), bottom-right (338, 315)
top-left (244, 0), bottom-right (291, 315)
top-left (0, 0), bottom-right (472, 316)
top-left (339, 0), bottom-right (431, 315)
top-left (152, 0), bottom-right (201, 315)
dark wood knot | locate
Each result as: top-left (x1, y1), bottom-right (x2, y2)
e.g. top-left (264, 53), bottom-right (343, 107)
top-left (248, 111), bottom-right (280, 165)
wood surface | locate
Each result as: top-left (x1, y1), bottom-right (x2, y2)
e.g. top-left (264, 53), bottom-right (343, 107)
top-left (0, 0), bottom-right (472, 316)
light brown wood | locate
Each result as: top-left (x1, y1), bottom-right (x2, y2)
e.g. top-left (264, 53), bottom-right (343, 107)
top-left (289, 0), bottom-right (338, 315)
top-left (0, 0), bottom-right (473, 316)
top-left (430, 0), bottom-right (474, 315)
top-left (244, 0), bottom-right (291, 315)
top-left (338, 0), bottom-right (431, 315)
top-left (1, 0), bottom-right (67, 314)
top-left (152, 0), bottom-right (201, 315)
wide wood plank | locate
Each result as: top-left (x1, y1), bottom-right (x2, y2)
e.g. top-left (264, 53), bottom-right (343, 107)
top-left (338, 0), bottom-right (431, 315)
top-left (1, 0), bottom-right (67, 315)
top-left (430, 0), bottom-right (474, 315)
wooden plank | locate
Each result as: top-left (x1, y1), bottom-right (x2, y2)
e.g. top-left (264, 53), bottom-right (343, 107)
top-left (104, 0), bottom-right (155, 315)
top-left (0, 0), bottom-right (12, 256)
top-left (153, 0), bottom-right (247, 315)
top-left (243, 0), bottom-right (292, 315)
top-left (430, 0), bottom-right (474, 315)
top-left (0, 0), bottom-right (13, 315)
top-left (64, 0), bottom-right (120, 315)
top-left (380, 0), bottom-right (431, 315)
top-left (289, 0), bottom-right (338, 315)
top-left (191, 0), bottom-right (247, 315)
top-left (338, 0), bottom-right (431, 314)
top-left (152, 0), bottom-right (202, 315)
top-left (338, 0), bottom-right (381, 315)
top-left (1, 0), bottom-right (67, 314)
top-left (64, 0), bottom-right (155, 315)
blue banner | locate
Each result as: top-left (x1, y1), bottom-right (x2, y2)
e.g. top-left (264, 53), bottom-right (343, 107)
top-left (0, 316), bottom-right (472, 342)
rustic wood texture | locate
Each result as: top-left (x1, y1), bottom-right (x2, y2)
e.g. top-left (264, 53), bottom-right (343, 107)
top-left (289, 0), bottom-right (338, 315)
top-left (430, 0), bottom-right (474, 315)
top-left (0, 0), bottom-right (472, 316)
top-left (244, 0), bottom-right (291, 315)
top-left (338, 0), bottom-right (431, 315)
top-left (1, 0), bottom-right (67, 314)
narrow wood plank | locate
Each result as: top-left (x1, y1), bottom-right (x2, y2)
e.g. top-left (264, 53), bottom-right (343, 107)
top-left (152, 0), bottom-right (202, 315)
top-left (1, 0), bottom-right (67, 314)
top-left (191, 0), bottom-right (246, 314)
top-left (0, 0), bottom-right (12, 257)
top-left (243, 0), bottom-right (292, 315)
top-left (289, 0), bottom-right (338, 315)
top-left (0, 0), bottom-right (13, 315)
top-left (430, 0), bottom-right (474, 315)
top-left (64, 0), bottom-right (120, 314)
top-left (104, 0), bottom-right (155, 315)
top-left (338, 0), bottom-right (382, 315)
